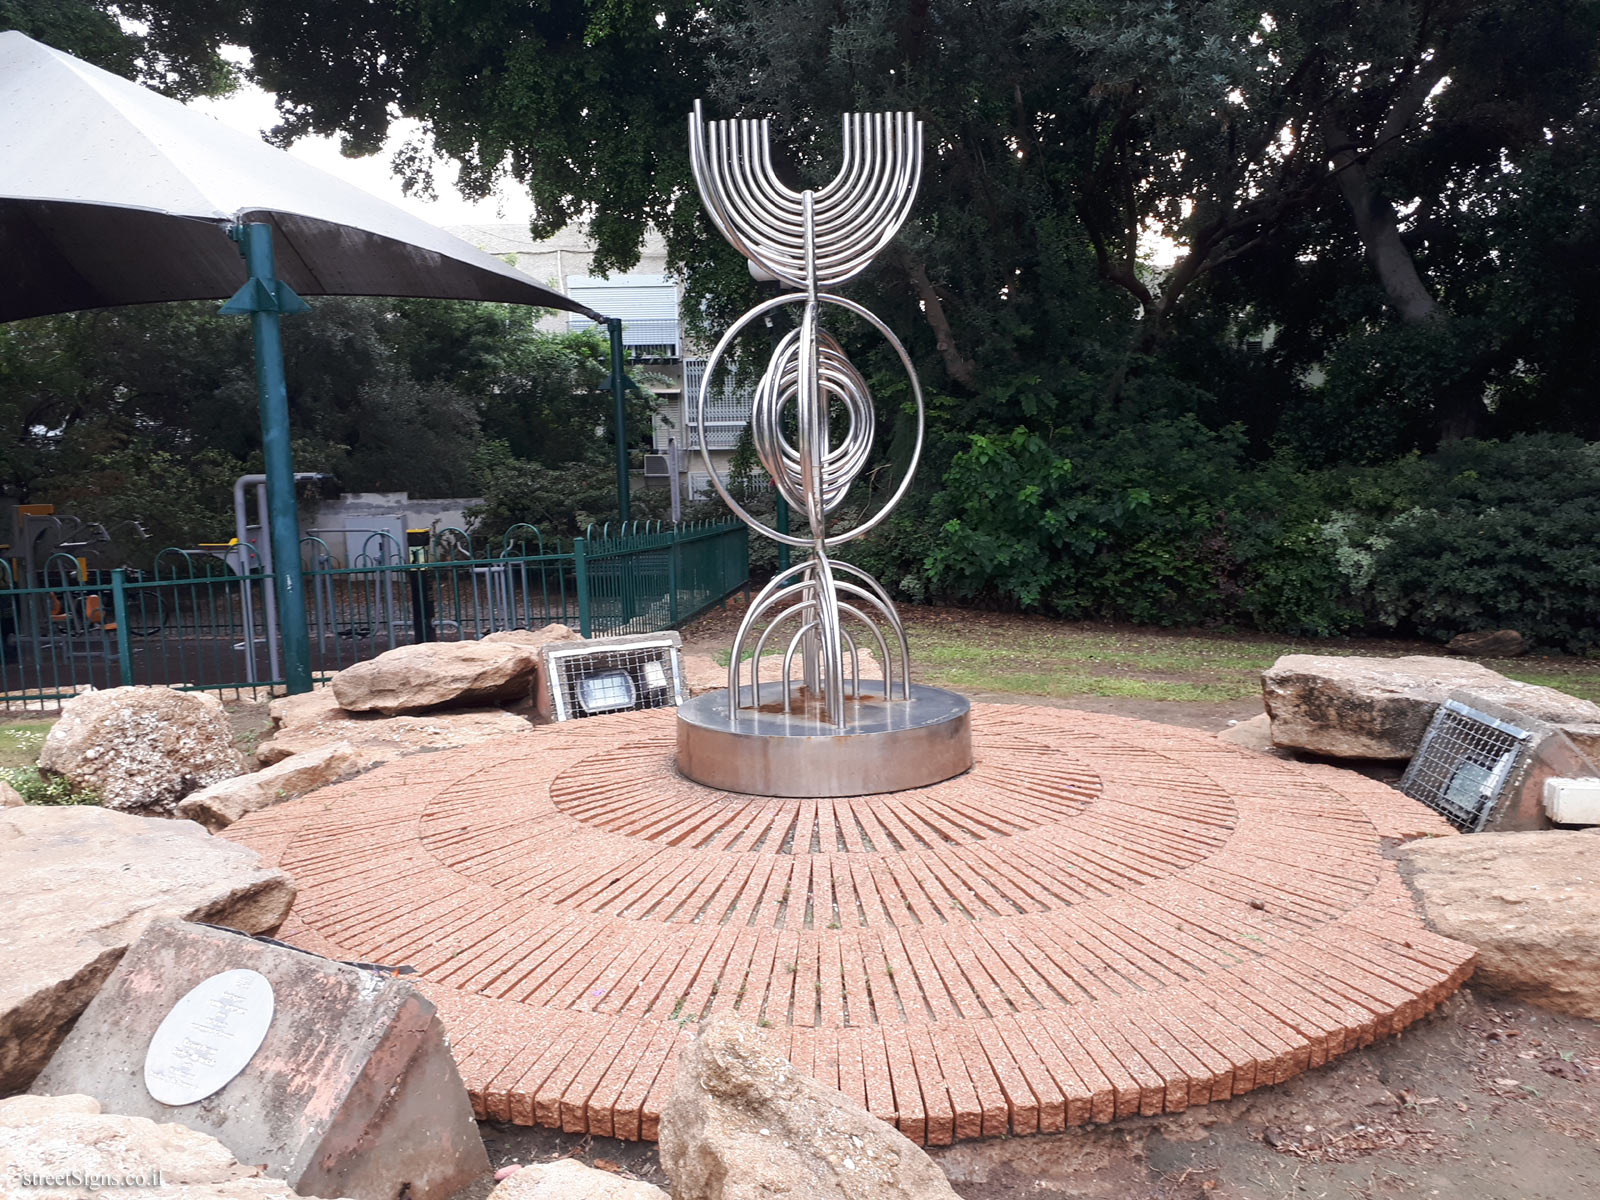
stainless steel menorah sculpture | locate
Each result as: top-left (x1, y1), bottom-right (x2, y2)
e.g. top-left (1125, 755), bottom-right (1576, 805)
top-left (675, 101), bottom-right (973, 798)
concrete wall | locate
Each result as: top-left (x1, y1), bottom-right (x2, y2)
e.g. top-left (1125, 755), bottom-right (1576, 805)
top-left (301, 493), bottom-right (480, 565)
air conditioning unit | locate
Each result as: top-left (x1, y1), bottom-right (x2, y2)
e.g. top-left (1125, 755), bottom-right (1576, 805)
top-left (643, 454), bottom-right (671, 478)
top-left (538, 631), bottom-right (687, 722)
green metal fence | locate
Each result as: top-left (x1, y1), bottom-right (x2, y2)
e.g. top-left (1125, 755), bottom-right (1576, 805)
top-left (0, 520), bottom-right (747, 708)
top-left (580, 520), bottom-right (750, 637)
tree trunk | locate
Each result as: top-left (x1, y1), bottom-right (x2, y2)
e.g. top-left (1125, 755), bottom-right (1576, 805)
top-left (1325, 106), bottom-right (1479, 440)
top-left (900, 254), bottom-right (977, 391)
top-left (1327, 140), bottom-right (1444, 324)
top-left (1322, 54), bottom-right (1449, 324)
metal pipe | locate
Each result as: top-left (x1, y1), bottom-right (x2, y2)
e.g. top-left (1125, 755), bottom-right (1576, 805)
top-left (232, 473), bottom-right (261, 684)
top-left (255, 481), bottom-right (280, 683)
top-left (609, 317), bottom-right (631, 523)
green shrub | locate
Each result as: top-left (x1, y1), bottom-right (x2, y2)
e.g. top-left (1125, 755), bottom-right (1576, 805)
top-left (0, 767), bottom-right (100, 805)
top-left (1330, 435), bottom-right (1600, 651)
top-left (926, 416), bottom-right (1359, 632)
top-left (921, 423), bottom-right (1600, 648)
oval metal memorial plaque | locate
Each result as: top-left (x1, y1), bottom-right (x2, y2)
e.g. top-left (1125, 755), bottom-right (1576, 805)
top-left (143, 968), bottom-right (275, 1106)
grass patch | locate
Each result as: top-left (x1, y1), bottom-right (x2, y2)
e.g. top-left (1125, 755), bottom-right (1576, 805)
top-left (1, 768), bottom-right (100, 805)
top-left (904, 614), bottom-right (1600, 704)
top-left (907, 622), bottom-right (1308, 702)
top-left (690, 603), bottom-right (1600, 705)
top-left (0, 721), bottom-right (51, 770)
top-left (0, 719), bottom-right (98, 805)
top-left (1498, 667), bottom-right (1600, 704)
top-left (925, 666), bottom-right (1252, 703)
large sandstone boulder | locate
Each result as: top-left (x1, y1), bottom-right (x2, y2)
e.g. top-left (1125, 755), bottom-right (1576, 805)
top-left (0, 805), bottom-right (293, 1094)
top-left (177, 742), bottom-right (362, 832)
top-left (0, 1094), bottom-right (341, 1200)
top-left (1401, 828), bottom-right (1600, 1020)
top-left (330, 640), bottom-right (541, 715)
top-left (1446, 629), bottom-right (1529, 658)
top-left (1262, 654), bottom-right (1600, 760)
top-left (254, 690), bottom-right (530, 767)
top-left (659, 1016), bottom-right (960, 1200)
top-left (481, 622), bottom-right (583, 649)
top-left (0, 781), bottom-right (22, 807)
top-left (37, 686), bottom-right (245, 813)
top-left (489, 1161), bottom-right (667, 1200)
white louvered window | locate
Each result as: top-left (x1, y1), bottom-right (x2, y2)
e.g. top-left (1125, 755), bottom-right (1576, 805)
top-left (565, 274), bottom-right (680, 357)
top-left (677, 357), bottom-right (753, 450)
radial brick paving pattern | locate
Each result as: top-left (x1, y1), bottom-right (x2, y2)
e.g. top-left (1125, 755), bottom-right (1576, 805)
top-left (224, 704), bottom-right (1475, 1144)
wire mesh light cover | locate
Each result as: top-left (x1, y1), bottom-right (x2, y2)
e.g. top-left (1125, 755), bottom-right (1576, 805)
top-left (1400, 699), bottom-right (1534, 831)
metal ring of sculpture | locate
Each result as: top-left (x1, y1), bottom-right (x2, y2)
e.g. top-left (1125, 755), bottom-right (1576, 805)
top-left (692, 291), bottom-right (924, 551)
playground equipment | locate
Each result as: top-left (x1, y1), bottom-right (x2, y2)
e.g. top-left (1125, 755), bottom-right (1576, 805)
top-left (3, 505), bottom-right (146, 584)
top-left (0, 508), bottom-right (161, 659)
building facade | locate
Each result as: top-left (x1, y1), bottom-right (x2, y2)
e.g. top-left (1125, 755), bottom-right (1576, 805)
top-left (448, 224), bottom-right (757, 507)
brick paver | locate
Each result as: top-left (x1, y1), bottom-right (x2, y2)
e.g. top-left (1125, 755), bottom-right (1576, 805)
top-left (225, 704), bottom-right (1474, 1143)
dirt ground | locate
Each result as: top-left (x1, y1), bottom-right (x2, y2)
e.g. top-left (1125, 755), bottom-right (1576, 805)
top-left (478, 990), bottom-right (1600, 1200)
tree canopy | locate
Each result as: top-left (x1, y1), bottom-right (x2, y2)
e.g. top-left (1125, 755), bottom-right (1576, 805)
top-left (0, 299), bottom-right (641, 551)
top-left (70, 0), bottom-right (1579, 453)
top-left (4, 1), bottom-right (1600, 641)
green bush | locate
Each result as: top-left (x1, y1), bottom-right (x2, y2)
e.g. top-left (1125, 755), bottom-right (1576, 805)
top-left (1326, 435), bottom-right (1600, 652)
top-left (0, 767), bottom-right (100, 806)
top-left (926, 416), bottom-right (1358, 632)
top-left (921, 423), bottom-right (1600, 649)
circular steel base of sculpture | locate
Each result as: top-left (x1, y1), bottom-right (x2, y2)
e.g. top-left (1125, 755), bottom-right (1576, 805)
top-left (676, 682), bottom-right (973, 797)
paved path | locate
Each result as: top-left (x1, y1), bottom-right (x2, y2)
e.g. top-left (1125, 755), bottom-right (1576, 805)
top-left (225, 704), bottom-right (1474, 1144)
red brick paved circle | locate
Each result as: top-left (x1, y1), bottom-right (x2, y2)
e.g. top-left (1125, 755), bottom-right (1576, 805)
top-left (226, 704), bottom-right (1474, 1145)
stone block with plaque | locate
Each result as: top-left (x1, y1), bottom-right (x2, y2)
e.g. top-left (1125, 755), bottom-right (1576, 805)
top-left (32, 918), bottom-right (488, 1200)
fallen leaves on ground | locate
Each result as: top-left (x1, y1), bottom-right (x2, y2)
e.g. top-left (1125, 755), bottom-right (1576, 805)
top-left (1261, 1122), bottom-right (1441, 1164)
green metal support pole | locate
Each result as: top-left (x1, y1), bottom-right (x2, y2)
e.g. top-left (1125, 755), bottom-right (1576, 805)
top-left (110, 569), bottom-right (133, 686)
top-left (775, 492), bottom-right (791, 574)
top-left (223, 222), bottom-right (314, 694)
top-left (573, 537), bottom-right (592, 637)
top-left (607, 318), bottom-right (631, 523)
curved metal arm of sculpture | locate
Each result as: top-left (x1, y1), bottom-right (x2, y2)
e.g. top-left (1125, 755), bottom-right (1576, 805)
top-left (728, 559), bottom-right (912, 703)
top-left (751, 597), bottom-right (895, 713)
top-left (689, 102), bottom-right (923, 289)
top-left (779, 620), bottom-right (865, 714)
top-left (754, 327), bottom-right (874, 516)
top-left (779, 613), bottom-right (887, 715)
top-left (739, 578), bottom-right (906, 703)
